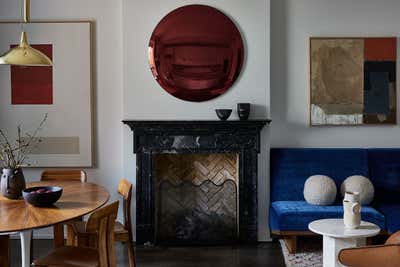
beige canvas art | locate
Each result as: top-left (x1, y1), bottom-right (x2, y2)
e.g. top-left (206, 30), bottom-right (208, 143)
top-left (310, 37), bottom-right (396, 125)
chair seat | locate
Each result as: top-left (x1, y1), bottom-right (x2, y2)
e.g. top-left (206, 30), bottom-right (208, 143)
top-left (68, 220), bottom-right (130, 242)
top-left (33, 246), bottom-right (99, 267)
top-left (270, 201), bottom-right (386, 232)
top-left (114, 221), bottom-right (129, 241)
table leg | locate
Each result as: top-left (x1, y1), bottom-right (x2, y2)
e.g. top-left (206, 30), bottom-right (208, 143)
top-left (323, 236), bottom-right (365, 267)
top-left (53, 223), bottom-right (65, 247)
top-left (0, 235), bottom-right (9, 267)
top-left (20, 230), bottom-right (32, 267)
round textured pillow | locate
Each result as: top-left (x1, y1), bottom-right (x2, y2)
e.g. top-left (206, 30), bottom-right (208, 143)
top-left (304, 175), bottom-right (337, 205)
top-left (340, 175), bottom-right (374, 205)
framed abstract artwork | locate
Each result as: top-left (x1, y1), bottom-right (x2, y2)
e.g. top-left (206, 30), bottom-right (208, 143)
top-left (0, 21), bottom-right (93, 167)
top-left (310, 37), bottom-right (397, 126)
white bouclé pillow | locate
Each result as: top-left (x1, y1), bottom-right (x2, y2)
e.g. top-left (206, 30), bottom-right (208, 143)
top-left (304, 175), bottom-right (337, 205)
top-left (341, 175), bottom-right (374, 205)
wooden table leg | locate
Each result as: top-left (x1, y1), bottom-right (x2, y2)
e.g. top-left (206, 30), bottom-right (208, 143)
top-left (0, 235), bottom-right (9, 267)
top-left (53, 223), bottom-right (64, 247)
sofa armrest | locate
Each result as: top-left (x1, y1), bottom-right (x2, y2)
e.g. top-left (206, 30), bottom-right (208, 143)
top-left (386, 231), bottom-right (400, 245)
top-left (338, 245), bottom-right (400, 267)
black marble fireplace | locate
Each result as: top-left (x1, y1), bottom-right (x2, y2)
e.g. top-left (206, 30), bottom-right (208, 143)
top-left (123, 120), bottom-right (269, 245)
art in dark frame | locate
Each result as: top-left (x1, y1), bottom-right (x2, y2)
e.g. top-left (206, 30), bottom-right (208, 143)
top-left (310, 37), bottom-right (397, 125)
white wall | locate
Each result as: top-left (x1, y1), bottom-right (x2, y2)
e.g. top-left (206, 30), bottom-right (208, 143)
top-left (123, 0), bottom-right (271, 241)
top-left (0, 0), bottom-right (271, 241)
top-left (271, 0), bottom-right (400, 148)
top-left (0, 0), bottom-right (124, 237)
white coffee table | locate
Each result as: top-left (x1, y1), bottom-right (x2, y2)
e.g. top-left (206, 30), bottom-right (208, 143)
top-left (309, 219), bottom-right (380, 267)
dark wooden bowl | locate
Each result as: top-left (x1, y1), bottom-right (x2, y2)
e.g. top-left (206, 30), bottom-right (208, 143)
top-left (22, 186), bottom-right (63, 207)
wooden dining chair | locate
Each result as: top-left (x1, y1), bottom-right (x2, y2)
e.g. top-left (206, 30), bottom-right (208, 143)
top-left (41, 169), bottom-right (87, 247)
top-left (67, 178), bottom-right (136, 267)
top-left (115, 179), bottom-right (135, 267)
top-left (33, 201), bottom-right (119, 267)
top-left (41, 169), bottom-right (87, 183)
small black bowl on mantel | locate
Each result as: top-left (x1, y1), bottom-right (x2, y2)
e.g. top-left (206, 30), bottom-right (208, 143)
top-left (22, 186), bottom-right (63, 207)
top-left (215, 109), bottom-right (232, 121)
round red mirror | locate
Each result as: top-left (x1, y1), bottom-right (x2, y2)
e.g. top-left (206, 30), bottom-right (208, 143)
top-left (148, 5), bottom-right (244, 102)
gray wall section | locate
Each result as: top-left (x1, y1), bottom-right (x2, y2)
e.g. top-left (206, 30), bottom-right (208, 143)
top-left (122, 0), bottom-right (271, 241)
top-left (271, 0), bottom-right (400, 148)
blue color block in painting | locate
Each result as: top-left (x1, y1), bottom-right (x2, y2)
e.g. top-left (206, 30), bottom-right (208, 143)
top-left (364, 71), bottom-right (390, 114)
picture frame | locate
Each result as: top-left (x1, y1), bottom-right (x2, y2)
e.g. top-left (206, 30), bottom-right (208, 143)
top-left (0, 21), bottom-right (94, 167)
top-left (309, 37), bottom-right (397, 126)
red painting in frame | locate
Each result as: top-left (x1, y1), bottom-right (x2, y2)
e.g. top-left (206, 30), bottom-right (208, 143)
top-left (11, 44), bottom-right (53, 105)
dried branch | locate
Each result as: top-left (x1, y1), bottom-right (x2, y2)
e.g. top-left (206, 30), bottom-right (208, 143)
top-left (0, 114), bottom-right (47, 169)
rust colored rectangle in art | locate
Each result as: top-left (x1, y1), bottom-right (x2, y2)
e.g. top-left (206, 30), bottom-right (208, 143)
top-left (364, 38), bottom-right (397, 61)
top-left (11, 44), bottom-right (53, 105)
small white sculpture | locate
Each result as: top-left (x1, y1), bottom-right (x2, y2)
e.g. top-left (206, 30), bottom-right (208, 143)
top-left (343, 191), bottom-right (361, 229)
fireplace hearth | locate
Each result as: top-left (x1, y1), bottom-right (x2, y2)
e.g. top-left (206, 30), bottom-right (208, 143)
top-left (123, 120), bottom-right (270, 245)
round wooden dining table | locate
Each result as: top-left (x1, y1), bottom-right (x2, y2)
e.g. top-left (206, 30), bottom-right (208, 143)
top-left (0, 180), bottom-right (109, 267)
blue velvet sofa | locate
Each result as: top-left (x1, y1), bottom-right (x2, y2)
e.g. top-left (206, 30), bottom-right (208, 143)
top-left (270, 148), bottom-right (400, 252)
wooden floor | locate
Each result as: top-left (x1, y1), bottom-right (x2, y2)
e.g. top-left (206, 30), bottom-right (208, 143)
top-left (9, 239), bottom-right (286, 267)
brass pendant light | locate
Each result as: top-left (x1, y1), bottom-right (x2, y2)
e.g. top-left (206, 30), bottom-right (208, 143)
top-left (0, 0), bottom-right (52, 66)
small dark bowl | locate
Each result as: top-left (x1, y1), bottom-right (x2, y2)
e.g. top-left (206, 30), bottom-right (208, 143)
top-left (215, 109), bottom-right (232, 121)
top-left (22, 186), bottom-right (63, 207)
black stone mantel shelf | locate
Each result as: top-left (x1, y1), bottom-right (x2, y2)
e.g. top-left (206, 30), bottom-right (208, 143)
top-left (122, 119), bottom-right (270, 245)
top-left (123, 120), bottom-right (271, 131)
top-left (123, 119), bottom-right (271, 124)
top-left (123, 120), bottom-right (271, 154)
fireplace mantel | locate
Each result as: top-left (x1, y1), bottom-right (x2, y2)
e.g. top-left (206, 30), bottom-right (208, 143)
top-left (123, 120), bottom-right (270, 153)
top-left (123, 120), bottom-right (270, 245)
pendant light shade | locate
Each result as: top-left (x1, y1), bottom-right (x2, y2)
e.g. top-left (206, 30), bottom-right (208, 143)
top-left (0, 31), bottom-right (52, 66)
top-left (0, 0), bottom-right (53, 66)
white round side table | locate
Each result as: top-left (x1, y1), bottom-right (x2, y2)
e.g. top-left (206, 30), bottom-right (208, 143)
top-left (309, 219), bottom-right (380, 267)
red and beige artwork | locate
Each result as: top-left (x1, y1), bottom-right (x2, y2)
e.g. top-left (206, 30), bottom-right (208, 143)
top-left (310, 37), bottom-right (397, 125)
top-left (0, 21), bottom-right (93, 167)
top-left (9, 45), bottom-right (81, 158)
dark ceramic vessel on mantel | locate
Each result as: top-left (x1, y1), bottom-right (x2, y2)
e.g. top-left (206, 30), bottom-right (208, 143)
top-left (237, 103), bottom-right (251, 120)
top-left (215, 109), bottom-right (232, 121)
top-left (1, 168), bottom-right (26, 199)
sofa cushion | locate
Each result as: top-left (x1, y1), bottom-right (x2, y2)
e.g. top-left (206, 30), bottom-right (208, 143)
top-left (377, 204), bottom-right (400, 233)
top-left (368, 149), bottom-right (400, 204)
top-left (270, 201), bottom-right (385, 232)
top-left (270, 148), bottom-right (369, 202)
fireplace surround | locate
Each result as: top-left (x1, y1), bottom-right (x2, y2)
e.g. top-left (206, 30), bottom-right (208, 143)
top-left (123, 120), bottom-right (269, 245)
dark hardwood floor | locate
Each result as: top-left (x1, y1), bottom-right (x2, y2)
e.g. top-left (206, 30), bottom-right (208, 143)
top-left (9, 239), bottom-right (286, 267)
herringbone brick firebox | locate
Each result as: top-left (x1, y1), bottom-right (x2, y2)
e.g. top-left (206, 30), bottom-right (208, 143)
top-left (155, 153), bottom-right (239, 243)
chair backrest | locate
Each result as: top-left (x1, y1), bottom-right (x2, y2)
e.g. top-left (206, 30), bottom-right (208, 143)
top-left (41, 169), bottom-right (87, 183)
top-left (118, 179), bottom-right (133, 232)
top-left (86, 201), bottom-right (119, 267)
